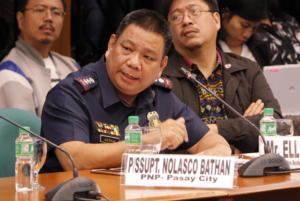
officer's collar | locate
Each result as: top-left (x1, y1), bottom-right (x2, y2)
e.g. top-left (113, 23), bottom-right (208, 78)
top-left (97, 55), bottom-right (154, 109)
top-left (136, 87), bottom-right (154, 110)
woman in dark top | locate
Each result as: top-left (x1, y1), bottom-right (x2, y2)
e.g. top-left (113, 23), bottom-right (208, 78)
top-left (217, 0), bottom-right (269, 68)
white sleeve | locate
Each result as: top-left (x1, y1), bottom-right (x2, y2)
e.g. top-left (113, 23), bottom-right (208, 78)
top-left (0, 69), bottom-right (38, 116)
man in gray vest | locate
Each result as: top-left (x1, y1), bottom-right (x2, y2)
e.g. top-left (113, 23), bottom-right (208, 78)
top-left (0, 0), bottom-right (79, 117)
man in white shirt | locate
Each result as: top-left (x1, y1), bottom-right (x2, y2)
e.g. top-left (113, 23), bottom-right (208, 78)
top-left (0, 0), bottom-right (79, 117)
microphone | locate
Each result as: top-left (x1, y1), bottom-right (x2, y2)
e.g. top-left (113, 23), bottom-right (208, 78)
top-left (0, 115), bottom-right (102, 201)
top-left (180, 67), bottom-right (290, 177)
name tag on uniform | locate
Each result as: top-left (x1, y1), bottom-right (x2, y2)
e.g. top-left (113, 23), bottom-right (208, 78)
top-left (100, 135), bottom-right (120, 143)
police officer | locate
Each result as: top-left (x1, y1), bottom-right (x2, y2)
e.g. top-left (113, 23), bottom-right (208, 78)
top-left (41, 9), bottom-right (231, 173)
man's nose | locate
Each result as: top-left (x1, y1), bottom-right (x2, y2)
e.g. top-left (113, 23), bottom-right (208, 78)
top-left (127, 53), bottom-right (141, 70)
top-left (182, 14), bottom-right (194, 26)
top-left (43, 9), bottom-right (53, 21)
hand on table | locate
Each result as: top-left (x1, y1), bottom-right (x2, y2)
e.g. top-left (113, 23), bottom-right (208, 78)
top-left (159, 117), bottom-right (188, 150)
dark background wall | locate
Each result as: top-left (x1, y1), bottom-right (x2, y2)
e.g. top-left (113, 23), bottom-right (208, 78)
top-left (1, 0), bottom-right (300, 66)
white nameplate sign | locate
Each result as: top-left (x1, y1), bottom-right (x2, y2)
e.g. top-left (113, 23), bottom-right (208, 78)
top-left (263, 136), bottom-right (300, 168)
top-left (124, 154), bottom-right (235, 189)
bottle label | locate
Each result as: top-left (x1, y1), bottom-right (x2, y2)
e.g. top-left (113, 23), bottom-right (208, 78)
top-left (16, 143), bottom-right (34, 155)
top-left (260, 123), bottom-right (277, 135)
top-left (125, 131), bottom-right (142, 144)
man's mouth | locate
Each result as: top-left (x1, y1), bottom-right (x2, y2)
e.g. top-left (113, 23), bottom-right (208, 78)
top-left (123, 72), bottom-right (138, 80)
top-left (183, 28), bottom-right (198, 37)
top-left (184, 31), bottom-right (196, 36)
top-left (39, 24), bottom-right (55, 32)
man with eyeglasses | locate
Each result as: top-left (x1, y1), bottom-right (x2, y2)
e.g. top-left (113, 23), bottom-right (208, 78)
top-left (161, 0), bottom-right (282, 154)
top-left (0, 0), bottom-right (79, 118)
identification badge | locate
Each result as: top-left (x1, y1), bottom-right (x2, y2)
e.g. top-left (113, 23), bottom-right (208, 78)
top-left (100, 135), bottom-right (120, 143)
top-left (147, 111), bottom-right (161, 127)
top-left (95, 121), bottom-right (121, 136)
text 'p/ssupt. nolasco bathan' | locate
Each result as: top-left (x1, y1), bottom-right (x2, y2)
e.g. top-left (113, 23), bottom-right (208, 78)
top-left (127, 156), bottom-right (232, 176)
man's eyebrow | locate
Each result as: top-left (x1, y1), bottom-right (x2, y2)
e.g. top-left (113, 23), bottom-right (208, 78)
top-left (169, 8), bottom-right (180, 16)
top-left (144, 47), bottom-right (157, 56)
top-left (35, 3), bottom-right (63, 10)
top-left (123, 39), bottom-right (135, 46)
top-left (169, 4), bottom-right (202, 16)
top-left (123, 39), bottom-right (157, 55)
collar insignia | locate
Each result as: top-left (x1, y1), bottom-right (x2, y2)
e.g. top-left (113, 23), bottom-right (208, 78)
top-left (74, 74), bottom-right (98, 91)
top-left (152, 77), bottom-right (173, 90)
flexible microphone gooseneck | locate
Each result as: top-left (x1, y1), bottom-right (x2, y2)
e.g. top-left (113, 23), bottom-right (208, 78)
top-left (0, 115), bottom-right (106, 201)
top-left (180, 67), bottom-right (290, 177)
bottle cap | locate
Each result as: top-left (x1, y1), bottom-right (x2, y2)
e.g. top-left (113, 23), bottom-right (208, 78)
top-left (19, 126), bottom-right (30, 134)
top-left (128, 116), bottom-right (139, 123)
top-left (263, 108), bottom-right (274, 115)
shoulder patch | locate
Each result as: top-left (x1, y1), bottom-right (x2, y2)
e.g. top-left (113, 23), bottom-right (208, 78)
top-left (74, 74), bottom-right (98, 91)
top-left (152, 77), bottom-right (173, 90)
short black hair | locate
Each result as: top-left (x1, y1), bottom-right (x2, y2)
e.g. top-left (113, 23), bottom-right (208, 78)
top-left (116, 9), bottom-right (172, 58)
top-left (17, 0), bottom-right (67, 12)
top-left (219, 0), bottom-right (268, 22)
top-left (266, 0), bottom-right (285, 20)
top-left (161, 0), bottom-right (219, 20)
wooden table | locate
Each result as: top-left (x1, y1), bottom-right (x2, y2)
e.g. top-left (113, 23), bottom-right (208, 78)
top-left (1, 170), bottom-right (300, 201)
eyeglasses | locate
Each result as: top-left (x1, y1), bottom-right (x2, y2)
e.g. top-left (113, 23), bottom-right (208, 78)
top-left (170, 10), bottom-right (213, 25)
top-left (24, 5), bottom-right (66, 18)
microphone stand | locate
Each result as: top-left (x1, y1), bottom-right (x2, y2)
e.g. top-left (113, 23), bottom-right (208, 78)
top-left (0, 114), bottom-right (103, 201)
top-left (180, 67), bottom-right (290, 177)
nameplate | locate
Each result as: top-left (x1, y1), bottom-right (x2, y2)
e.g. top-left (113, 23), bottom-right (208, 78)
top-left (123, 154), bottom-right (235, 189)
top-left (263, 136), bottom-right (300, 168)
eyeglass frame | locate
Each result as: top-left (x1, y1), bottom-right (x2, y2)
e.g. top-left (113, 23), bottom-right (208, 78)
top-left (23, 5), bottom-right (66, 18)
top-left (169, 10), bottom-right (214, 25)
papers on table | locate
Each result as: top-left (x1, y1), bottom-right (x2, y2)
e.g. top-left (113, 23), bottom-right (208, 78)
top-left (235, 153), bottom-right (259, 167)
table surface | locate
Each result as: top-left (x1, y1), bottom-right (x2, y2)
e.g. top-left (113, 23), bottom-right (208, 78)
top-left (1, 169), bottom-right (300, 201)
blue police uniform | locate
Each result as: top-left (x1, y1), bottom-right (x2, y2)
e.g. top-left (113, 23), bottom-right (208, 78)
top-left (41, 55), bottom-right (210, 173)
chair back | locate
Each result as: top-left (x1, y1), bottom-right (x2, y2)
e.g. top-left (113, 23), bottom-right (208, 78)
top-left (0, 108), bottom-right (41, 178)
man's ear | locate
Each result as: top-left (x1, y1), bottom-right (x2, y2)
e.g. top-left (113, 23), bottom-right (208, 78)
top-left (16, 12), bottom-right (24, 31)
top-left (213, 12), bottom-right (221, 31)
top-left (105, 34), bottom-right (116, 58)
top-left (157, 56), bottom-right (168, 78)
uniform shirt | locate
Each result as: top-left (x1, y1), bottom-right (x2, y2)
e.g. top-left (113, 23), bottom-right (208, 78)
top-left (41, 55), bottom-right (210, 173)
top-left (183, 51), bottom-right (228, 124)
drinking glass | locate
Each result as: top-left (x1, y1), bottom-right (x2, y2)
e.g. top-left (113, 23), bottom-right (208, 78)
top-left (233, 155), bottom-right (239, 188)
top-left (141, 127), bottom-right (162, 154)
top-left (32, 137), bottom-right (47, 189)
top-left (276, 119), bottom-right (294, 136)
